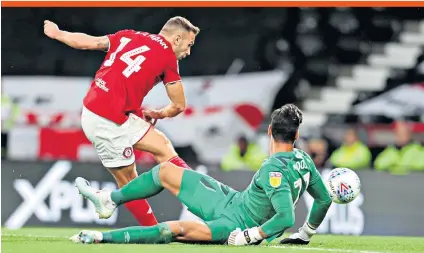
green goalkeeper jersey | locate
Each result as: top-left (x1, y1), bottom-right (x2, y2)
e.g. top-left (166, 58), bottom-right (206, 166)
top-left (234, 148), bottom-right (332, 238)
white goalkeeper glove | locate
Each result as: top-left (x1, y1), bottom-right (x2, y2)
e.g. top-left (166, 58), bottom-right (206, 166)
top-left (280, 222), bottom-right (317, 245)
top-left (227, 227), bottom-right (263, 246)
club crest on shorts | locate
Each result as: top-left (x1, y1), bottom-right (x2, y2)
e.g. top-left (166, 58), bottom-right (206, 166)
top-left (123, 147), bottom-right (133, 158)
top-left (269, 172), bottom-right (282, 188)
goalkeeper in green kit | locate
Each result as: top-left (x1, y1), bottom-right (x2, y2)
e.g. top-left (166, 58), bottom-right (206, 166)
top-left (71, 104), bottom-right (332, 246)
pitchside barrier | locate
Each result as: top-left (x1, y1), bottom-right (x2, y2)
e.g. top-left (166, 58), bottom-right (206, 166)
top-left (1, 160), bottom-right (423, 236)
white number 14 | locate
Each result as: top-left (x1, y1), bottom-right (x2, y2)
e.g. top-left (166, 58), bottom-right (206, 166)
top-left (104, 37), bottom-right (150, 78)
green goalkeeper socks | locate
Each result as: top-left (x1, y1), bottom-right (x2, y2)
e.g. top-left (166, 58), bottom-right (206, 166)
top-left (111, 164), bottom-right (163, 205)
top-left (102, 223), bottom-right (174, 244)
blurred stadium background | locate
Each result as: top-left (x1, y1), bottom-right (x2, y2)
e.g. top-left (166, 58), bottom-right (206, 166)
top-left (1, 7), bottom-right (424, 237)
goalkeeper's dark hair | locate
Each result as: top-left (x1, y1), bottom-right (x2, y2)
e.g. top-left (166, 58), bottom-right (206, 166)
top-left (270, 104), bottom-right (303, 143)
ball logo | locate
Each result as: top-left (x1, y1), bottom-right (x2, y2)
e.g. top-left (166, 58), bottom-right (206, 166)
top-left (123, 147), bottom-right (133, 158)
top-left (338, 182), bottom-right (355, 203)
top-left (339, 183), bottom-right (350, 194)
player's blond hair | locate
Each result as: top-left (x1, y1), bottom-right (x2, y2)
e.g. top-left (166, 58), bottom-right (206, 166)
top-left (161, 16), bottom-right (200, 36)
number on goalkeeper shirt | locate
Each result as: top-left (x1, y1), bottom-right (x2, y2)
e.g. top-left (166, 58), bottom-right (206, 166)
top-left (293, 172), bottom-right (310, 205)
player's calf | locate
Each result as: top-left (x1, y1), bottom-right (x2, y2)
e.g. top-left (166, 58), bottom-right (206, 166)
top-left (158, 161), bottom-right (185, 196)
top-left (107, 163), bottom-right (138, 188)
top-left (107, 164), bottom-right (158, 226)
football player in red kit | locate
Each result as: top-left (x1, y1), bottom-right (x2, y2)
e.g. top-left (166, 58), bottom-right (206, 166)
top-left (43, 16), bottom-right (200, 226)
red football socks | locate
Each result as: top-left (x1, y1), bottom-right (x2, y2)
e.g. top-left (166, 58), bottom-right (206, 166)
top-left (168, 156), bottom-right (191, 169)
top-left (122, 156), bottom-right (189, 226)
top-left (124, 200), bottom-right (158, 226)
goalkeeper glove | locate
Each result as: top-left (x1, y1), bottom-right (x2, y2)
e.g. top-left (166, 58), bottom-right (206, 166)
top-left (227, 227), bottom-right (263, 246)
top-left (280, 222), bottom-right (316, 245)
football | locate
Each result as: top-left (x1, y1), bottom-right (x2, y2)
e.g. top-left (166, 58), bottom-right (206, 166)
top-left (325, 168), bottom-right (361, 204)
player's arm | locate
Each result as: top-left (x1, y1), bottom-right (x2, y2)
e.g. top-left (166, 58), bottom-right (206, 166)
top-left (143, 81), bottom-right (186, 120)
top-left (228, 190), bottom-right (294, 246)
top-left (281, 161), bottom-right (332, 245)
top-left (159, 81), bottom-right (187, 117)
top-left (143, 58), bottom-right (186, 120)
top-left (259, 186), bottom-right (295, 238)
top-left (305, 171), bottom-right (332, 229)
top-left (44, 20), bottom-right (109, 51)
top-left (228, 168), bottom-right (295, 246)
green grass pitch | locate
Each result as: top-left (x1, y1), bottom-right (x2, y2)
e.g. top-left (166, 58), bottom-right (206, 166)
top-left (2, 227), bottom-right (424, 253)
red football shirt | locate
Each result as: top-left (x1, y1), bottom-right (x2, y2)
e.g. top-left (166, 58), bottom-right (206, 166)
top-left (83, 30), bottom-right (181, 125)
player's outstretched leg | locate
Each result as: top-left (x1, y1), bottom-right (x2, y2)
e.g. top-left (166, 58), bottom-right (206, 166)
top-left (70, 220), bottom-right (213, 244)
top-left (75, 162), bottom-right (184, 219)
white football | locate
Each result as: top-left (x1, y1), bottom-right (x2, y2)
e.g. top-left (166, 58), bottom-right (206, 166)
top-left (325, 168), bottom-right (361, 204)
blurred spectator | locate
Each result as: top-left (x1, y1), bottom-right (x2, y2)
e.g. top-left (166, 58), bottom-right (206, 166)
top-left (307, 138), bottom-right (329, 168)
top-left (330, 128), bottom-right (371, 170)
top-left (374, 121), bottom-right (424, 174)
top-left (1, 94), bottom-right (20, 159)
top-left (221, 135), bottom-right (267, 171)
top-left (1, 94), bottom-right (20, 131)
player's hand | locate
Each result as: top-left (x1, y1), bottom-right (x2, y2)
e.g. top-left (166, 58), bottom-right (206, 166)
top-left (227, 227), bottom-right (262, 246)
top-left (144, 115), bottom-right (158, 126)
top-left (44, 20), bottom-right (60, 39)
top-left (143, 109), bottom-right (165, 120)
top-left (279, 222), bottom-right (316, 245)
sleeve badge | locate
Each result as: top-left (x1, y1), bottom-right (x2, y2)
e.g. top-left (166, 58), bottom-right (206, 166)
top-left (269, 172), bottom-right (283, 188)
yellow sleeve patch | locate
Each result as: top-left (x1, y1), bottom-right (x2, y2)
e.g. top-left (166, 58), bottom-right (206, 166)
top-left (269, 172), bottom-right (282, 188)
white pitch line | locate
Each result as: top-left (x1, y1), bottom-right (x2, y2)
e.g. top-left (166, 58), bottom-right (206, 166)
top-left (269, 245), bottom-right (386, 253)
top-left (1, 233), bottom-right (389, 253)
top-left (1, 234), bottom-right (69, 239)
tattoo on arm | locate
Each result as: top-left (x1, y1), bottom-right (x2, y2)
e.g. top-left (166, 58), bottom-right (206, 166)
top-left (96, 36), bottom-right (110, 51)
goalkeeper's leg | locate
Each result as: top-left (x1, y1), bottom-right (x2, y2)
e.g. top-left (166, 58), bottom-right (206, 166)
top-left (75, 162), bottom-right (186, 219)
top-left (76, 161), bottom-right (231, 221)
top-left (70, 220), bottom-right (214, 244)
top-left (71, 217), bottom-right (237, 245)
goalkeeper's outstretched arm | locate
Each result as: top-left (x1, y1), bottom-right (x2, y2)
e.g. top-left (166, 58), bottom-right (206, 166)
top-left (280, 173), bottom-right (332, 245)
top-left (43, 20), bottom-right (109, 51)
top-left (306, 175), bottom-right (332, 229)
